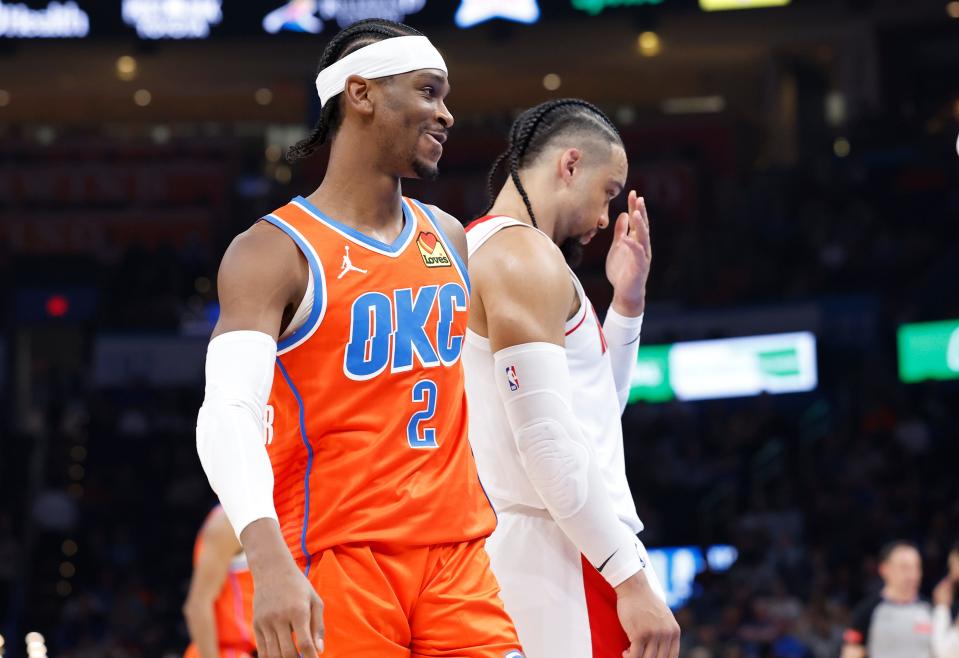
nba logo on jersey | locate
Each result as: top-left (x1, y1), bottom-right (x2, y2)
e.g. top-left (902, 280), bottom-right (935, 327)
top-left (506, 365), bottom-right (520, 391)
top-left (417, 231), bottom-right (452, 268)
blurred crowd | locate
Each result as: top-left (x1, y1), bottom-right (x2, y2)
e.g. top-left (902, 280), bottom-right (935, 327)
top-left (7, 317), bottom-right (957, 658)
top-left (2, 103), bottom-right (958, 658)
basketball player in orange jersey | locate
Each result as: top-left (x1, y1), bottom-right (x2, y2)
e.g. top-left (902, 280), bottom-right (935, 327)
top-left (183, 506), bottom-right (256, 658)
top-left (195, 18), bottom-right (523, 658)
top-left (463, 99), bottom-right (680, 658)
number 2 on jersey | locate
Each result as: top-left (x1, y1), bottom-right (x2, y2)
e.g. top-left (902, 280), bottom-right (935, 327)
top-left (406, 379), bottom-right (438, 448)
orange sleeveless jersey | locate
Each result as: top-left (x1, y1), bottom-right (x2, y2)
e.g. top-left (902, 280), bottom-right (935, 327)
top-left (261, 195), bottom-right (495, 572)
top-left (192, 507), bottom-right (255, 654)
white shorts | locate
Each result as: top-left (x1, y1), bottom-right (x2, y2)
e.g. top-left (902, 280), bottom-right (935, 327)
top-left (486, 505), bottom-right (665, 658)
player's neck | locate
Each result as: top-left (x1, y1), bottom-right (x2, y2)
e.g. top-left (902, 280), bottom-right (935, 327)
top-left (489, 179), bottom-right (559, 243)
top-left (881, 586), bottom-right (917, 603)
top-left (306, 143), bottom-right (405, 236)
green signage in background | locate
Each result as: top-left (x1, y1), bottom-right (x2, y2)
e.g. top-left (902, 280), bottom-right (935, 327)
top-left (629, 344), bottom-right (673, 403)
top-left (897, 318), bottom-right (959, 383)
top-left (629, 332), bottom-right (818, 404)
top-left (572, 0), bottom-right (665, 16)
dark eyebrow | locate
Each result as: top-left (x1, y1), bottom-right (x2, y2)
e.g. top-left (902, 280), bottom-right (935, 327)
top-left (414, 71), bottom-right (450, 92)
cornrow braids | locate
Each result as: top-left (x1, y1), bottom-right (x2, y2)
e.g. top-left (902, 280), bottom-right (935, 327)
top-left (482, 98), bottom-right (622, 228)
top-left (286, 19), bottom-right (423, 163)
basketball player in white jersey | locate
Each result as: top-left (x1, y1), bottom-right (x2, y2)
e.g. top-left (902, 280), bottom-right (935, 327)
top-left (463, 99), bottom-right (680, 658)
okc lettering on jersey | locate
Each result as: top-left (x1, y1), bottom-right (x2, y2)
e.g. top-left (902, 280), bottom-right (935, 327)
top-left (344, 282), bottom-right (468, 380)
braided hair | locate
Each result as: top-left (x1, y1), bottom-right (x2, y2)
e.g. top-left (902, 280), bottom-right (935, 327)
top-left (287, 19), bottom-right (423, 163)
top-left (483, 99), bottom-right (622, 228)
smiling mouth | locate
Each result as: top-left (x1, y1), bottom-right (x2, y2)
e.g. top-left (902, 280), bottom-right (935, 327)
top-left (425, 130), bottom-right (447, 145)
top-left (580, 230), bottom-right (597, 245)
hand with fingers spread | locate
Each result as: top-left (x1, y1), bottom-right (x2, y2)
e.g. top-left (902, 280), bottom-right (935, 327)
top-left (616, 569), bottom-right (681, 658)
top-left (243, 519), bottom-right (324, 658)
top-left (606, 190), bottom-right (653, 318)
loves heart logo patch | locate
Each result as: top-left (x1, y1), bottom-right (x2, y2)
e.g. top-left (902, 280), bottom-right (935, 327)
top-left (416, 231), bottom-right (451, 268)
top-left (417, 231), bottom-right (438, 253)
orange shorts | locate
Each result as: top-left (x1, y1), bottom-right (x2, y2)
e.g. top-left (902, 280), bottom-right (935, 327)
top-left (183, 644), bottom-right (255, 658)
top-left (307, 537), bottom-right (524, 658)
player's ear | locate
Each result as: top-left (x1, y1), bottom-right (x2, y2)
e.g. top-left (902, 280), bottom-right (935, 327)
top-left (559, 148), bottom-right (582, 186)
top-left (344, 75), bottom-right (375, 117)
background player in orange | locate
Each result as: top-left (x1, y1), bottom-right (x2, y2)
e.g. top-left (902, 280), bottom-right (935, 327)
top-left (183, 506), bottom-right (256, 658)
top-left (195, 18), bottom-right (523, 658)
top-left (463, 99), bottom-right (680, 658)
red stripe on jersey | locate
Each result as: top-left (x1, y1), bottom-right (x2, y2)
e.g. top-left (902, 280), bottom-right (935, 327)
top-left (465, 215), bottom-right (505, 233)
top-left (581, 555), bottom-right (629, 657)
top-left (591, 305), bottom-right (608, 354)
top-left (565, 306), bottom-right (589, 336)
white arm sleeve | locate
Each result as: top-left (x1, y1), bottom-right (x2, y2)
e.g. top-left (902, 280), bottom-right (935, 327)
top-left (196, 330), bottom-right (279, 539)
top-left (494, 342), bottom-right (646, 587)
top-left (603, 308), bottom-right (643, 415)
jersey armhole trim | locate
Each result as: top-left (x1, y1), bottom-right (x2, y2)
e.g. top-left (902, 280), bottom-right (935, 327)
top-left (564, 275), bottom-right (590, 335)
top-left (261, 213), bottom-right (328, 355)
top-left (464, 217), bottom-right (530, 261)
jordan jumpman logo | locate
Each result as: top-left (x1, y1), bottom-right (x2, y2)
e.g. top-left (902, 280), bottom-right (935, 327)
top-left (338, 245), bottom-right (367, 279)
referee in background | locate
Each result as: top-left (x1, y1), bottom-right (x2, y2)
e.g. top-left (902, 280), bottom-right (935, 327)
top-left (842, 540), bottom-right (933, 658)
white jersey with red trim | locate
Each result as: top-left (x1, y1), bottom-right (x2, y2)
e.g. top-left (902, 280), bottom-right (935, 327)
top-left (463, 215), bottom-right (643, 534)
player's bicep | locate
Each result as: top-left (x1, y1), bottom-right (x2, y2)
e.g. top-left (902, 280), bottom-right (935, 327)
top-left (478, 241), bottom-right (570, 352)
top-left (485, 292), bottom-right (565, 350)
top-left (211, 224), bottom-right (302, 341)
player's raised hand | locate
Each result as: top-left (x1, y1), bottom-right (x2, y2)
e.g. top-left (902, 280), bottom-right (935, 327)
top-left (606, 190), bottom-right (652, 317)
top-left (243, 520), bottom-right (324, 658)
top-left (615, 569), bottom-right (680, 658)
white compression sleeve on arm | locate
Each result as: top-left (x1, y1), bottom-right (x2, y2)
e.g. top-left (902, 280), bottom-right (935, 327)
top-left (196, 330), bottom-right (279, 539)
top-left (495, 342), bottom-right (645, 587)
top-left (603, 308), bottom-right (643, 414)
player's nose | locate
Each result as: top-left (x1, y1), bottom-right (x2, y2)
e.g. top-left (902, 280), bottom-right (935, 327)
top-left (437, 101), bottom-right (454, 129)
top-left (598, 211), bottom-right (610, 230)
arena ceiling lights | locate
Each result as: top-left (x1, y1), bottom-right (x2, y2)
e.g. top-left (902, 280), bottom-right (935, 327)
top-left (455, 0), bottom-right (540, 28)
top-left (122, 0), bottom-right (222, 39)
top-left (262, 0), bottom-right (427, 34)
top-left (629, 331), bottom-right (818, 404)
top-left (0, 0), bottom-right (89, 38)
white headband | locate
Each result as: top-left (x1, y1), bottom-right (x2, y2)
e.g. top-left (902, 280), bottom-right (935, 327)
top-left (315, 35), bottom-right (448, 108)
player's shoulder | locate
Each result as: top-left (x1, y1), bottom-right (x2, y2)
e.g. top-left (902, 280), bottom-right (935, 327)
top-left (474, 218), bottom-right (567, 281)
top-left (217, 220), bottom-right (305, 293)
top-left (199, 504), bottom-right (237, 543)
top-left (470, 218), bottom-right (570, 298)
top-left (415, 201), bottom-right (468, 263)
top-left (417, 202), bottom-right (461, 233)
top-left (420, 202), bottom-right (465, 239)
top-left (228, 219), bottom-right (300, 261)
